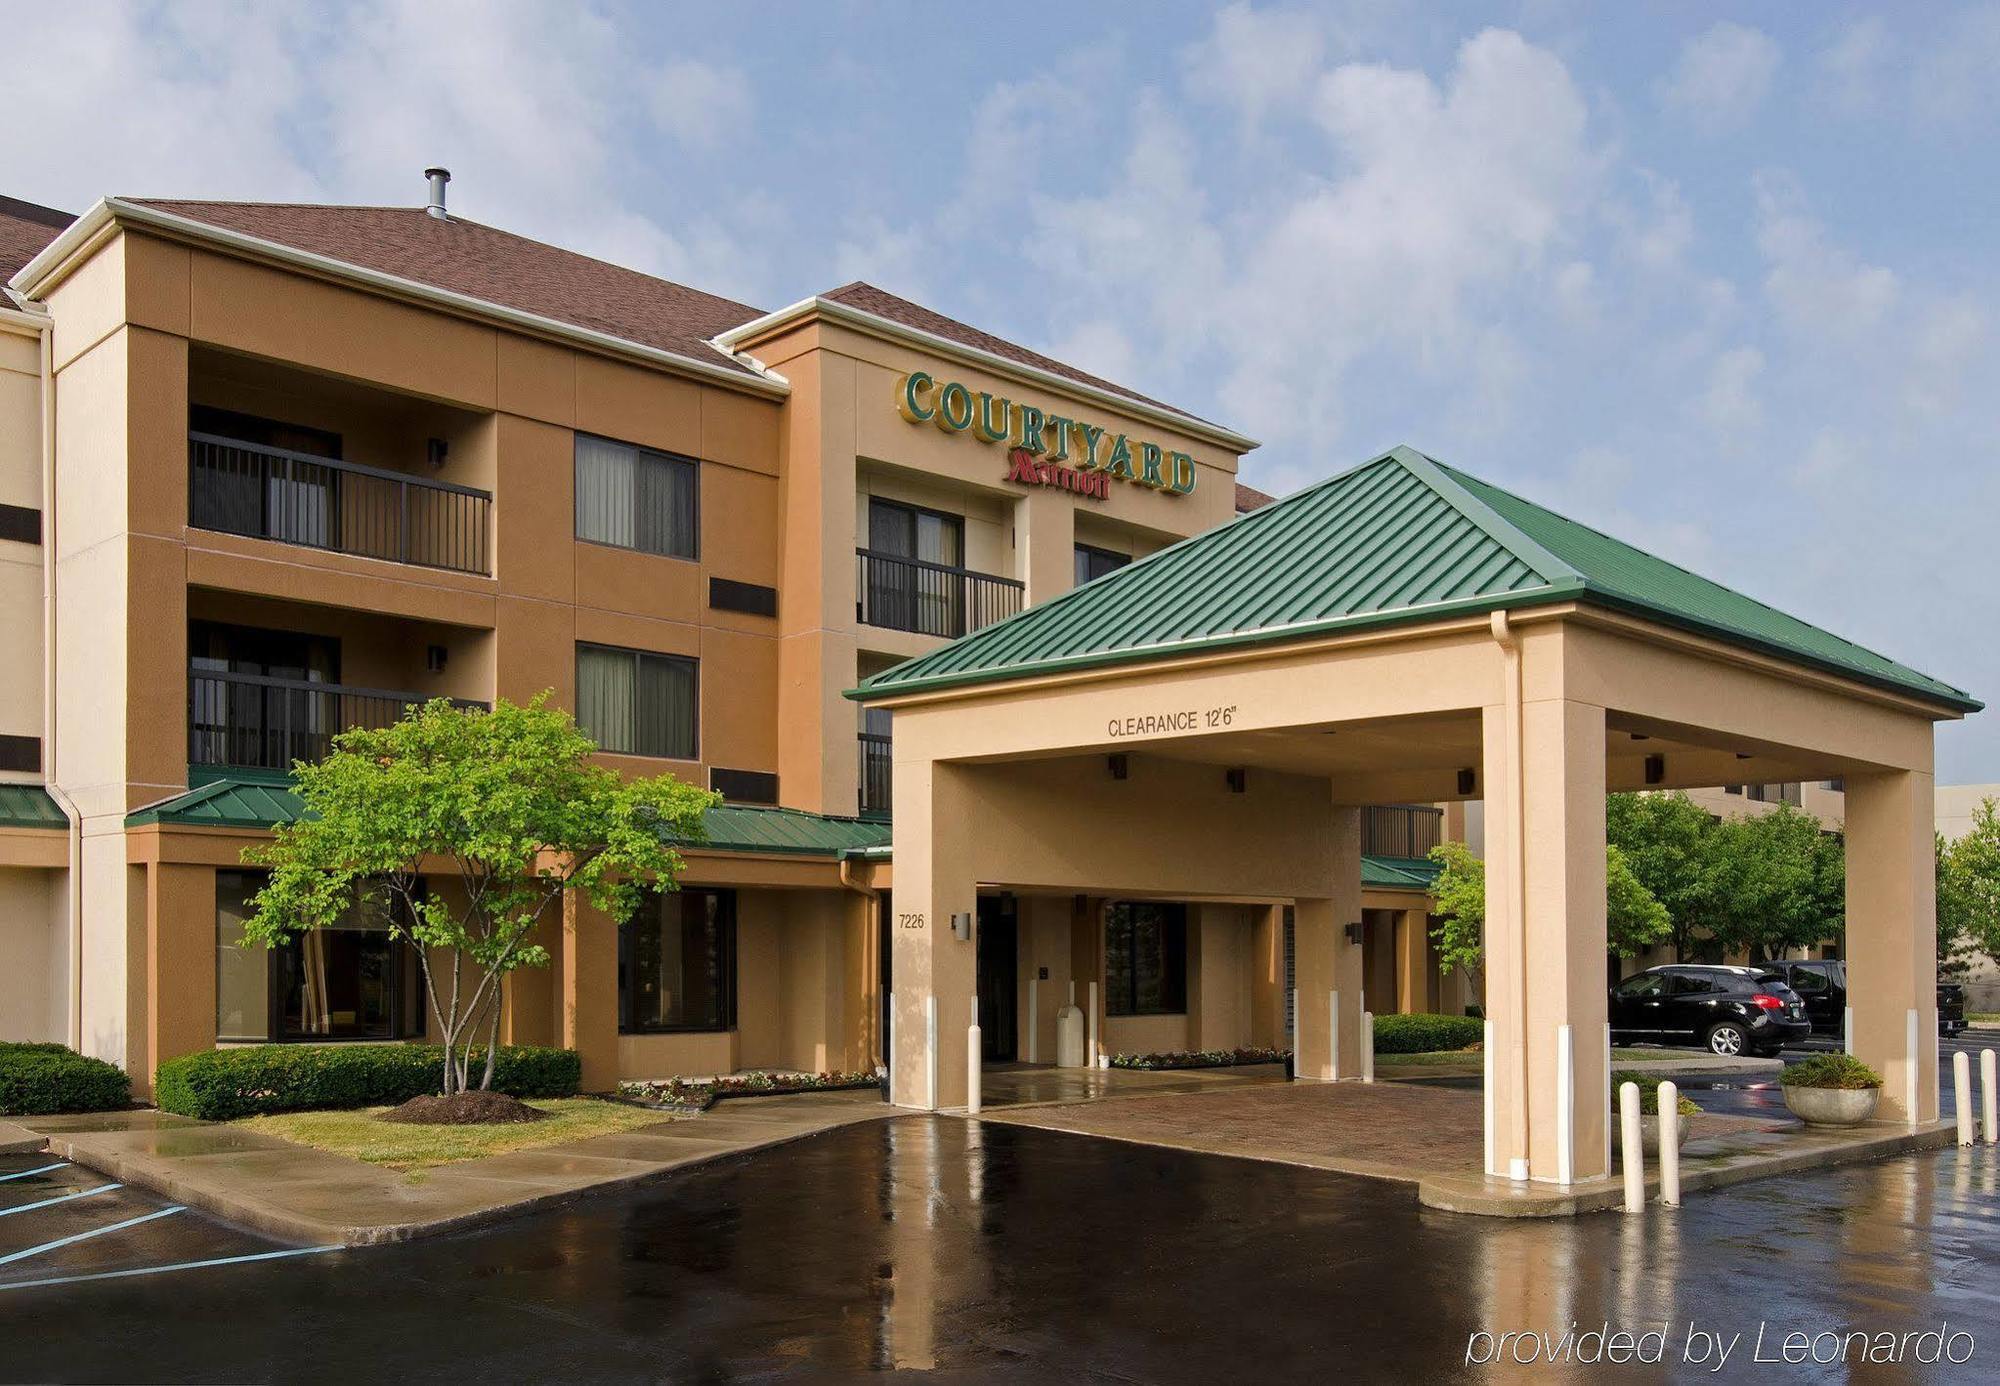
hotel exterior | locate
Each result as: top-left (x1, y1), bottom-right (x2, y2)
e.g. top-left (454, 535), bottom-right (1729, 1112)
top-left (1, 181), bottom-right (1461, 1093)
top-left (0, 180), bottom-right (1974, 1183)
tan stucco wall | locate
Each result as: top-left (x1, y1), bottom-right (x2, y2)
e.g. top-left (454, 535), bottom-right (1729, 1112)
top-left (0, 867), bottom-right (64, 1042)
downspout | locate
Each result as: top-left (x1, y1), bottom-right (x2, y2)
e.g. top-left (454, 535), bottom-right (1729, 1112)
top-left (839, 855), bottom-right (882, 1067)
top-left (1489, 610), bottom-right (1531, 1180)
top-left (27, 304), bottom-right (83, 1050)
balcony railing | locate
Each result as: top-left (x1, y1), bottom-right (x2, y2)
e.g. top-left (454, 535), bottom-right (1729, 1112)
top-left (189, 432), bottom-right (493, 576)
top-left (1362, 804), bottom-right (1444, 859)
top-left (859, 731), bottom-right (893, 819)
top-left (855, 549), bottom-right (1023, 639)
top-left (189, 669), bottom-right (487, 771)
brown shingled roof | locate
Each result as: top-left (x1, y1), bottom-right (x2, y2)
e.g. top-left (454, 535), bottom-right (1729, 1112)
top-left (0, 195), bottom-right (73, 284)
top-left (1234, 481), bottom-right (1276, 513)
top-left (820, 281), bottom-right (1209, 425)
top-left (128, 201), bottom-right (766, 376)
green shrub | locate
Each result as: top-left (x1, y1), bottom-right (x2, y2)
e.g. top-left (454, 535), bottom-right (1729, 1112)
top-left (154, 1044), bottom-right (581, 1120)
top-left (1371, 1012), bottom-right (1484, 1055)
top-left (0, 1042), bottom-right (131, 1116)
top-left (1778, 1054), bottom-right (1883, 1091)
top-left (1609, 1069), bottom-right (1700, 1117)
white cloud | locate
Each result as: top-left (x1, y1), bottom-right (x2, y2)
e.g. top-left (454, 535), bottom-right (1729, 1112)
top-left (1753, 172), bottom-right (1899, 342)
top-left (647, 59), bottom-right (753, 151)
top-left (1698, 345), bottom-right (1764, 433)
top-left (1659, 21), bottom-right (1780, 133)
top-left (1815, 16), bottom-right (1891, 112)
top-left (1902, 298), bottom-right (1986, 417)
top-left (1184, 2), bottom-right (1325, 130)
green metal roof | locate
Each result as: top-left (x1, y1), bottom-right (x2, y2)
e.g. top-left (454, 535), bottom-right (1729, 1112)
top-left (852, 446), bottom-right (1978, 712)
top-left (125, 774), bottom-right (892, 859)
top-left (0, 784), bottom-right (67, 830)
top-left (697, 805), bottom-right (892, 857)
top-left (1362, 855), bottom-right (1443, 892)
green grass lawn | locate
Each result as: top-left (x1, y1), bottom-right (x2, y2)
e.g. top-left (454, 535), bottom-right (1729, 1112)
top-left (1969, 1013), bottom-right (2000, 1026)
top-left (239, 1097), bottom-right (676, 1170)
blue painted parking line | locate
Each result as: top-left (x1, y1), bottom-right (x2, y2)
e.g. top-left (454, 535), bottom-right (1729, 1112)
top-left (0, 1184), bottom-right (122, 1218)
top-left (0, 1205), bottom-right (184, 1268)
top-left (0, 1163), bottom-right (67, 1182)
top-left (0, 1243), bottom-right (341, 1292)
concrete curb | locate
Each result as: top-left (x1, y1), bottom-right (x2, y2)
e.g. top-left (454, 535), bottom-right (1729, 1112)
top-left (39, 1102), bottom-right (896, 1248)
top-left (0, 1121), bottom-right (47, 1155)
top-left (1416, 1120), bottom-right (1959, 1217)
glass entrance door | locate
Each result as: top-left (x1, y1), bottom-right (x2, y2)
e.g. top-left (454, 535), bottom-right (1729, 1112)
top-left (976, 894), bottom-right (1018, 1063)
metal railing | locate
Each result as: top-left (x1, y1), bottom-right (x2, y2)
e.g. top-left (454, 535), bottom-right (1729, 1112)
top-left (855, 549), bottom-right (1023, 638)
top-left (1362, 804), bottom-right (1445, 859)
top-left (189, 669), bottom-right (488, 770)
top-left (189, 432), bottom-right (492, 576)
top-left (859, 732), bottom-right (893, 818)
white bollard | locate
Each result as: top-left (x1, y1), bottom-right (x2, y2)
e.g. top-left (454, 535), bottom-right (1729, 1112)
top-left (1658, 1080), bottom-right (1681, 1208)
top-left (1027, 979), bottom-right (1038, 1065)
top-left (1361, 1011), bottom-right (1375, 1083)
top-left (1906, 1009), bottom-right (1920, 1127)
top-left (1329, 990), bottom-right (1341, 1079)
top-left (1983, 1049), bottom-right (1998, 1145)
top-left (1954, 1051), bottom-right (1974, 1146)
top-left (1555, 1024), bottom-right (1574, 1188)
top-left (886, 990), bottom-right (896, 1098)
top-left (1620, 1081), bottom-right (1644, 1213)
top-left (1843, 1006), bottom-right (1854, 1056)
top-left (967, 1022), bottom-right (982, 1114)
top-left (1087, 981), bottom-right (1099, 1068)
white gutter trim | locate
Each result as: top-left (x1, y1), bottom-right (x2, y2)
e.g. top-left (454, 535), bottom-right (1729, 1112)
top-left (11, 198), bottom-right (791, 400)
top-left (713, 295), bottom-right (1260, 454)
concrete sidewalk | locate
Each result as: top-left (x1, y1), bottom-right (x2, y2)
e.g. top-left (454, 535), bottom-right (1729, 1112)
top-left (0, 1120), bottom-right (44, 1155)
top-left (17, 1091), bottom-right (892, 1247)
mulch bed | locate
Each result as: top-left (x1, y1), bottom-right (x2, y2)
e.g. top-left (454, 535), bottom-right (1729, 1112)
top-left (378, 1091), bottom-right (549, 1125)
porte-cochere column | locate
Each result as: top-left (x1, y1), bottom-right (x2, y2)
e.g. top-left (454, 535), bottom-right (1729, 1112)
top-left (1294, 806), bottom-right (1365, 1080)
top-left (889, 756), bottom-right (977, 1109)
top-left (1845, 768), bottom-right (1940, 1124)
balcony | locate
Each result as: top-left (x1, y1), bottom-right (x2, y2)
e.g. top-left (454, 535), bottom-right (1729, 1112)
top-left (189, 669), bottom-right (487, 772)
top-left (1362, 804), bottom-right (1444, 859)
top-left (189, 432), bottom-right (493, 576)
top-left (859, 731), bottom-right (893, 819)
top-left (855, 549), bottom-right (1023, 638)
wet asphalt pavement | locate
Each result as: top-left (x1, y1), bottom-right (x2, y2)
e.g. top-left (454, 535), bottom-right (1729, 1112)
top-left (3, 1111), bottom-right (1999, 1384)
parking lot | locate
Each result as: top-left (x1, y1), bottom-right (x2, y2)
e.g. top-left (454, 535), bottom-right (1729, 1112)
top-left (0, 1153), bottom-right (335, 1295)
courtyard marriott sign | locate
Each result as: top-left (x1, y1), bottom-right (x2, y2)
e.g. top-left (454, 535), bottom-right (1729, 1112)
top-left (896, 371), bottom-right (1197, 499)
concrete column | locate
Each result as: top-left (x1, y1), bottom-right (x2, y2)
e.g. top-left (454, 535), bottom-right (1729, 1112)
top-left (1293, 807), bottom-right (1364, 1078)
top-left (1395, 908), bottom-right (1431, 1014)
top-left (889, 757), bottom-right (977, 1108)
top-left (143, 862), bottom-right (215, 1094)
top-left (561, 892), bottom-right (618, 1092)
top-left (1845, 768), bottom-right (1939, 1123)
top-left (1484, 695), bottom-right (1610, 1183)
top-left (1249, 904), bottom-right (1287, 1049)
top-left (1016, 487), bottom-right (1075, 606)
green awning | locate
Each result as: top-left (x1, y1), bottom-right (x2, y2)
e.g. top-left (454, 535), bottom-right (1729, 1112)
top-left (0, 784), bottom-right (67, 830)
top-left (125, 774), bottom-right (893, 859)
top-left (853, 446), bottom-right (1977, 712)
top-left (1362, 855), bottom-right (1443, 892)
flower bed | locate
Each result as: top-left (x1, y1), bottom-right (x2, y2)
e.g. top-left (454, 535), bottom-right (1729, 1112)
top-left (1107, 1047), bottom-right (1291, 1072)
top-left (618, 1070), bottom-right (879, 1113)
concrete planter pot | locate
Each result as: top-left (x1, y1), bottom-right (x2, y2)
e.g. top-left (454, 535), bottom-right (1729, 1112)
top-left (1781, 1084), bottom-right (1880, 1127)
top-left (1640, 1114), bottom-right (1691, 1154)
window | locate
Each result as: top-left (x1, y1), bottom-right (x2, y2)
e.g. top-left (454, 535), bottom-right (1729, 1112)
top-left (1787, 965), bottom-right (1831, 994)
top-left (577, 644), bottom-right (698, 759)
top-left (189, 406), bottom-right (344, 548)
top-left (1669, 971), bottom-right (1722, 996)
top-left (1614, 972), bottom-right (1667, 998)
top-left (1104, 901), bottom-right (1188, 1016)
top-left (619, 889), bottom-right (737, 1032)
top-left (215, 871), bottom-right (426, 1042)
top-left (865, 499), bottom-right (966, 637)
top-left (574, 434), bottom-right (698, 560)
top-left (1074, 542), bottom-right (1131, 587)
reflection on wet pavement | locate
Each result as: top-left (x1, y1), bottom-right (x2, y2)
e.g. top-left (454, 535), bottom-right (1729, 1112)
top-left (4, 1118), bottom-right (1997, 1382)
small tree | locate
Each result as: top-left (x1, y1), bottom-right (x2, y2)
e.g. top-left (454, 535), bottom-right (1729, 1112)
top-left (1426, 839), bottom-right (1671, 987)
top-left (242, 695), bottom-right (715, 1095)
top-left (1937, 831), bottom-right (1974, 978)
top-left (1714, 804), bottom-right (1845, 962)
top-left (1945, 797), bottom-right (2000, 973)
top-left (1606, 791), bottom-right (1732, 962)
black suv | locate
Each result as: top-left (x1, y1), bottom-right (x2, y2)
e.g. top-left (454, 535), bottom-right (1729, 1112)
top-left (1609, 965), bottom-right (1812, 1057)
top-left (1764, 960), bottom-right (1967, 1038)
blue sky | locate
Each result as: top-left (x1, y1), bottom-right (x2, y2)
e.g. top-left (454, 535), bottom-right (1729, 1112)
top-left (8, 2), bottom-right (1999, 777)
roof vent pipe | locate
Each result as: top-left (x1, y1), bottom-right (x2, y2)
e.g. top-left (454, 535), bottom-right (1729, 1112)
top-left (424, 167), bottom-right (451, 220)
